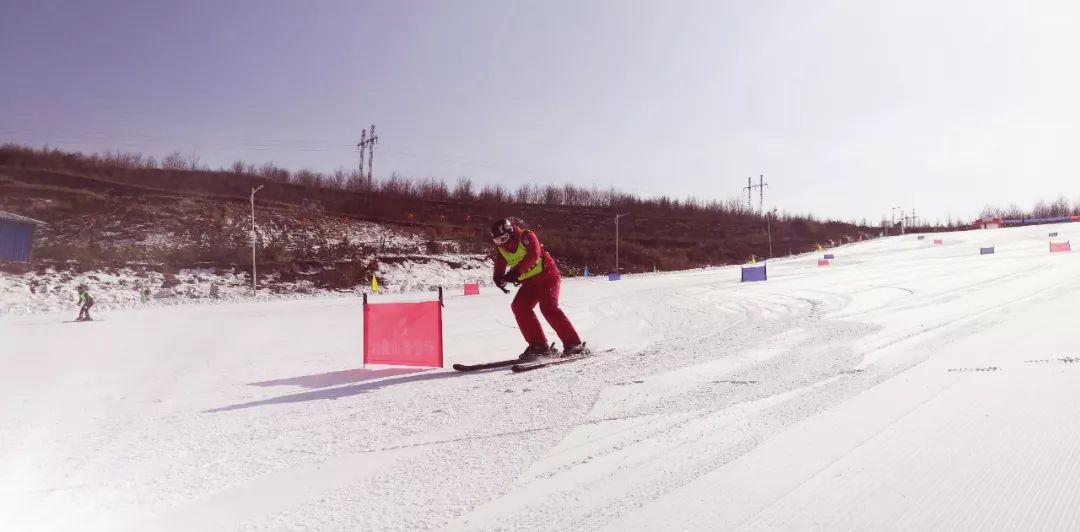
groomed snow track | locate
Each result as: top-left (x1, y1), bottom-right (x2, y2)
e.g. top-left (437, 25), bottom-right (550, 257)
top-left (3, 222), bottom-right (1080, 531)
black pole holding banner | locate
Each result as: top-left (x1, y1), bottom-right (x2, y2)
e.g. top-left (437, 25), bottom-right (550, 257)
top-left (361, 292), bottom-right (368, 368)
top-left (438, 286), bottom-right (444, 307)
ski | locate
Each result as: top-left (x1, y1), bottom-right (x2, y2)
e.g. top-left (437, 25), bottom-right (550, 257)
top-left (511, 355), bottom-right (588, 373)
top-left (511, 347), bottom-right (610, 373)
top-left (452, 343), bottom-right (558, 372)
top-left (452, 358), bottom-right (522, 372)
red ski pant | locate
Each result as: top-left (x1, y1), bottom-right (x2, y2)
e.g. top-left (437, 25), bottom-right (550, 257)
top-left (512, 272), bottom-right (581, 347)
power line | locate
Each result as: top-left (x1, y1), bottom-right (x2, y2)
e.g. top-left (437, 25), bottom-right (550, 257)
top-left (0, 127), bottom-right (360, 149)
top-left (4, 126), bottom-right (578, 174)
top-left (1, 128), bottom-right (575, 177)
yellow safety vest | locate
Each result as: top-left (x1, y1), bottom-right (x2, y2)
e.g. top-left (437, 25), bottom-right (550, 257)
top-left (498, 239), bottom-right (544, 281)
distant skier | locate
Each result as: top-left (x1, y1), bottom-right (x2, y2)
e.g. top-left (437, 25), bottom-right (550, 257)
top-left (76, 284), bottom-right (94, 321)
top-left (490, 218), bottom-right (585, 359)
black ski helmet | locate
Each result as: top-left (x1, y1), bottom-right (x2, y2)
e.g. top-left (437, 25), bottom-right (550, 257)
top-left (490, 218), bottom-right (514, 239)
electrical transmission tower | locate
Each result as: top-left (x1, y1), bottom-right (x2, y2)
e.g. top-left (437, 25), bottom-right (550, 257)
top-left (356, 125), bottom-right (379, 181)
top-left (357, 130), bottom-right (366, 177)
top-left (743, 175), bottom-right (768, 212)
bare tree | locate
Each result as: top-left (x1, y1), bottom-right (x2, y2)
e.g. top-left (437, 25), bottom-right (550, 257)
top-left (1003, 203), bottom-right (1023, 219)
top-left (327, 168), bottom-right (348, 189)
top-left (479, 183), bottom-right (507, 203)
top-left (259, 162), bottom-right (290, 182)
top-left (452, 177), bottom-right (475, 200)
top-left (293, 168), bottom-right (320, 187)
top-left (1033, 200), bottom-right (1052, 218)
top-left (1050, 195), bottom-right (1071, 217)
top-left (514, 183), bottom-right (532, 203)
top-left (184, 152), bottom-right (202, 171)
top-left (542, 184), bottom-right (563, 205)
top-left (162, 151), bottom-right (187, 170)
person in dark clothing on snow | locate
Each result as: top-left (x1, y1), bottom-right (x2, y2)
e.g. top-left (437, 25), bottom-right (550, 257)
top-left (76, 284), bottom-right (94, 321)
top-left (490, 218), bottom-right (585, 360)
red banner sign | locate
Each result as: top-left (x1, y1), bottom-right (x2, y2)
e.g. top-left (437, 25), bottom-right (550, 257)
top-left (363, 301), bottom-right (443, 367)
top-left (1050, 241), bottom-right (1072, 253)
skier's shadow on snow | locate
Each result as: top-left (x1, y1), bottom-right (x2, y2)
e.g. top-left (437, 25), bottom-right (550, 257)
top-left (248, 367), bottom-right (426, 389)
top-left (205, 368), bottom-right (473, 413)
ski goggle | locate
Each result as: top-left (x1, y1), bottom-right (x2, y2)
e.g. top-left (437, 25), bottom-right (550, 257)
top-left (492, 233), bottom-right (511, 245)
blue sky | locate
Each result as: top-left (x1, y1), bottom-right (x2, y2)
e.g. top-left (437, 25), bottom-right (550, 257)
top-left (3, 0), bottom-right (1080, 223)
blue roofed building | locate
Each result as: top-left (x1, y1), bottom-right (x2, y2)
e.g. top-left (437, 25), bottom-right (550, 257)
top-left (0, 210), bottom-right (46, 263)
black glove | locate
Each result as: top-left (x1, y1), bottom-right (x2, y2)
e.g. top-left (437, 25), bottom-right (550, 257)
top-left (503, 268), bottom-right (521, 285)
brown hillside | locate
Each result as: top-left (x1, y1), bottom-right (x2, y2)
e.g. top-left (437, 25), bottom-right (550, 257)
top-left (0, 146), bottom-right (869, 287)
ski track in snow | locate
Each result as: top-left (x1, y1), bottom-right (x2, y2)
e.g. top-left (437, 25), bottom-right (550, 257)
top-left (3, 223), bottom-right (1080, 531)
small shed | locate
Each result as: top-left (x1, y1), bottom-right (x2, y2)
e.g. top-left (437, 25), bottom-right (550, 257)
top-left (0, 210), bottom-right (46, 262)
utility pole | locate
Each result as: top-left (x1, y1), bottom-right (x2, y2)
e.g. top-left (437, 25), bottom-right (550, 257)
top-left (250, 185), bottom-right (264, 296)
top-left (615, 212), bottom-right (630, 274)
top-left (356, 125), bottom-right (379, 181)
top-left (767, 207), bottom-right (777, 258)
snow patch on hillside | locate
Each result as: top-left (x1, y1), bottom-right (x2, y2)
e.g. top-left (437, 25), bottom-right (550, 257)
top-left (375, 254), bottom-right (493, 293)
top-left (0, 253), bottom-right (494, 316)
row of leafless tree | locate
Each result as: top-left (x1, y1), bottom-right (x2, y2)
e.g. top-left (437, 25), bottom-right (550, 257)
top-left (0, 143), bottom-right (207, 172)
top-left (0, 143), bottom-right (820, 222)
top-left (979, 196), bottom-right (1080, 219)
top-left (849, 196), bottom-right (1080, 231)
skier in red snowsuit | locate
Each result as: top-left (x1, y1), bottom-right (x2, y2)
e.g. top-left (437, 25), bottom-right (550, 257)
top-left (490, 219), bottom-right (585, 359)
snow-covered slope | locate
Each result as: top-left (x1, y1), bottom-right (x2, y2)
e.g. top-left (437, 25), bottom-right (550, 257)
top-left (0, 254), bottom-right (493, 316)
top-left (1, 197), bottom-right (492, 316)
top-left (2, 223), bottom-right (1079, 531)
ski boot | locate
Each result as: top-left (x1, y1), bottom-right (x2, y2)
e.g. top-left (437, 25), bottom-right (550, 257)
top-left (518, 343), bottom-right (556, 362)
top-left (562, 342), bottom-right (587, 357)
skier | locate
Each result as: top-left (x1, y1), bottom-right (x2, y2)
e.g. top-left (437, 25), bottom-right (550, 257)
top-left (76, 284), bottom-right (94, 321)
top-left (490, 218), bottom-right (585, 360)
